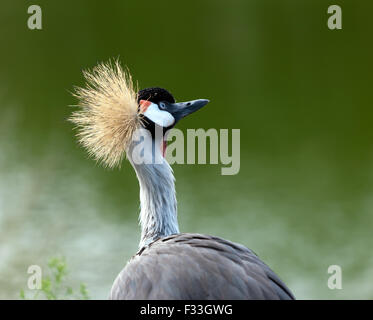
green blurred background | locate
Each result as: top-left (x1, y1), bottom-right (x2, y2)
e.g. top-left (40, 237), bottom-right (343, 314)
top-left (0, 0), bottom-right (372, 299)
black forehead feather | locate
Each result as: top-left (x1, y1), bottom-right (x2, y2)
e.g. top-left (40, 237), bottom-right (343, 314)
top-left (137, 87), bottom-right (175, 104)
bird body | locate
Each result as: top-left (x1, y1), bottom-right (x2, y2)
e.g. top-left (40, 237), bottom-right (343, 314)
top-left (110, 233), bottom-right (294, 300)
top-left (70, 60), bottom-right (295, 300)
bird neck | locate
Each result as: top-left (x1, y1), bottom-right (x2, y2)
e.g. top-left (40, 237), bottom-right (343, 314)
top-left (127, 136), bottom-right (179, 248)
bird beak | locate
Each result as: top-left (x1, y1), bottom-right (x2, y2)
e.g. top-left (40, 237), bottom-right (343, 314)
top-left (162, 99), bottom-right (209, 122)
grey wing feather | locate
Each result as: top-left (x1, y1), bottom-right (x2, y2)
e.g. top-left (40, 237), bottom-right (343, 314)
top-left (110, 233), bottom-right (295, 300)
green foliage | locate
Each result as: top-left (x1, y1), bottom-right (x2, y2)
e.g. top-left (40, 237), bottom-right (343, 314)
top-left (20, 256), bottom-right (90, 300)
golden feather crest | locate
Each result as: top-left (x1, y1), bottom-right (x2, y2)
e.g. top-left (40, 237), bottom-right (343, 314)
top-left (69, 60), bottom-right (141, 168)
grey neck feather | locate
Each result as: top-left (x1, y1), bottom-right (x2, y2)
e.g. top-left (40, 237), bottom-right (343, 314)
top-left (127, 136), bottom-right (179, 248)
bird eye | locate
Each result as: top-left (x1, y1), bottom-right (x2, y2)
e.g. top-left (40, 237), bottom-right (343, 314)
top-left (159, 102), bottom-right (166, 110)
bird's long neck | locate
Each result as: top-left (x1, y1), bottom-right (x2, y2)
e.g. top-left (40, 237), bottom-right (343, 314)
top-left (127, 136), bottom-right (179, 248)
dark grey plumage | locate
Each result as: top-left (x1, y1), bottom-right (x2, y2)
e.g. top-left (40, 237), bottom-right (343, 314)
top-left (110, 233), bottom-right (295, 300)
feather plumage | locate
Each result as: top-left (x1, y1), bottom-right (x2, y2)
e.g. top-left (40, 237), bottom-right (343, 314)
top-left (69, 60), bottom-right (141, 168)
top-left (110, 233), bottom-right (295, 300)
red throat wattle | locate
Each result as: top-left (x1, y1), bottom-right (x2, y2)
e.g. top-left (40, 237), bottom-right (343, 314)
top-left (139, 99), bottom-right (151, 113)
top-left (162, 140), bottom-right (167, 158)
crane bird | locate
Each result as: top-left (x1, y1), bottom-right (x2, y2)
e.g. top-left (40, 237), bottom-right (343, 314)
top-left (70, 60), bottom-right (295, 300)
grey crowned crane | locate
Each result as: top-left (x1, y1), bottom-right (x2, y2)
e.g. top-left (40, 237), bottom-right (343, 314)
top-left (70, 61), bottom-right (295, 300)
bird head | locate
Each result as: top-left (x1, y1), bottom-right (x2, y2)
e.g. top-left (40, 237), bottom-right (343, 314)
top-left (70, 61), bottom-right (209, 168)
top-left (137, 87), bottom-right (209, 134)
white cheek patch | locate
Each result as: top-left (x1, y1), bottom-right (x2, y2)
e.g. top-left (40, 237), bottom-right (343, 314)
top-left (143, 102), bottom-right (175, 127)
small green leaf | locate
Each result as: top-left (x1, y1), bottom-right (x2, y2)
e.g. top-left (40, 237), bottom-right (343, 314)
top-left (79, 283), bottom-right (90, 300)
top-left (20, 289), bottom-right (26, 300)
